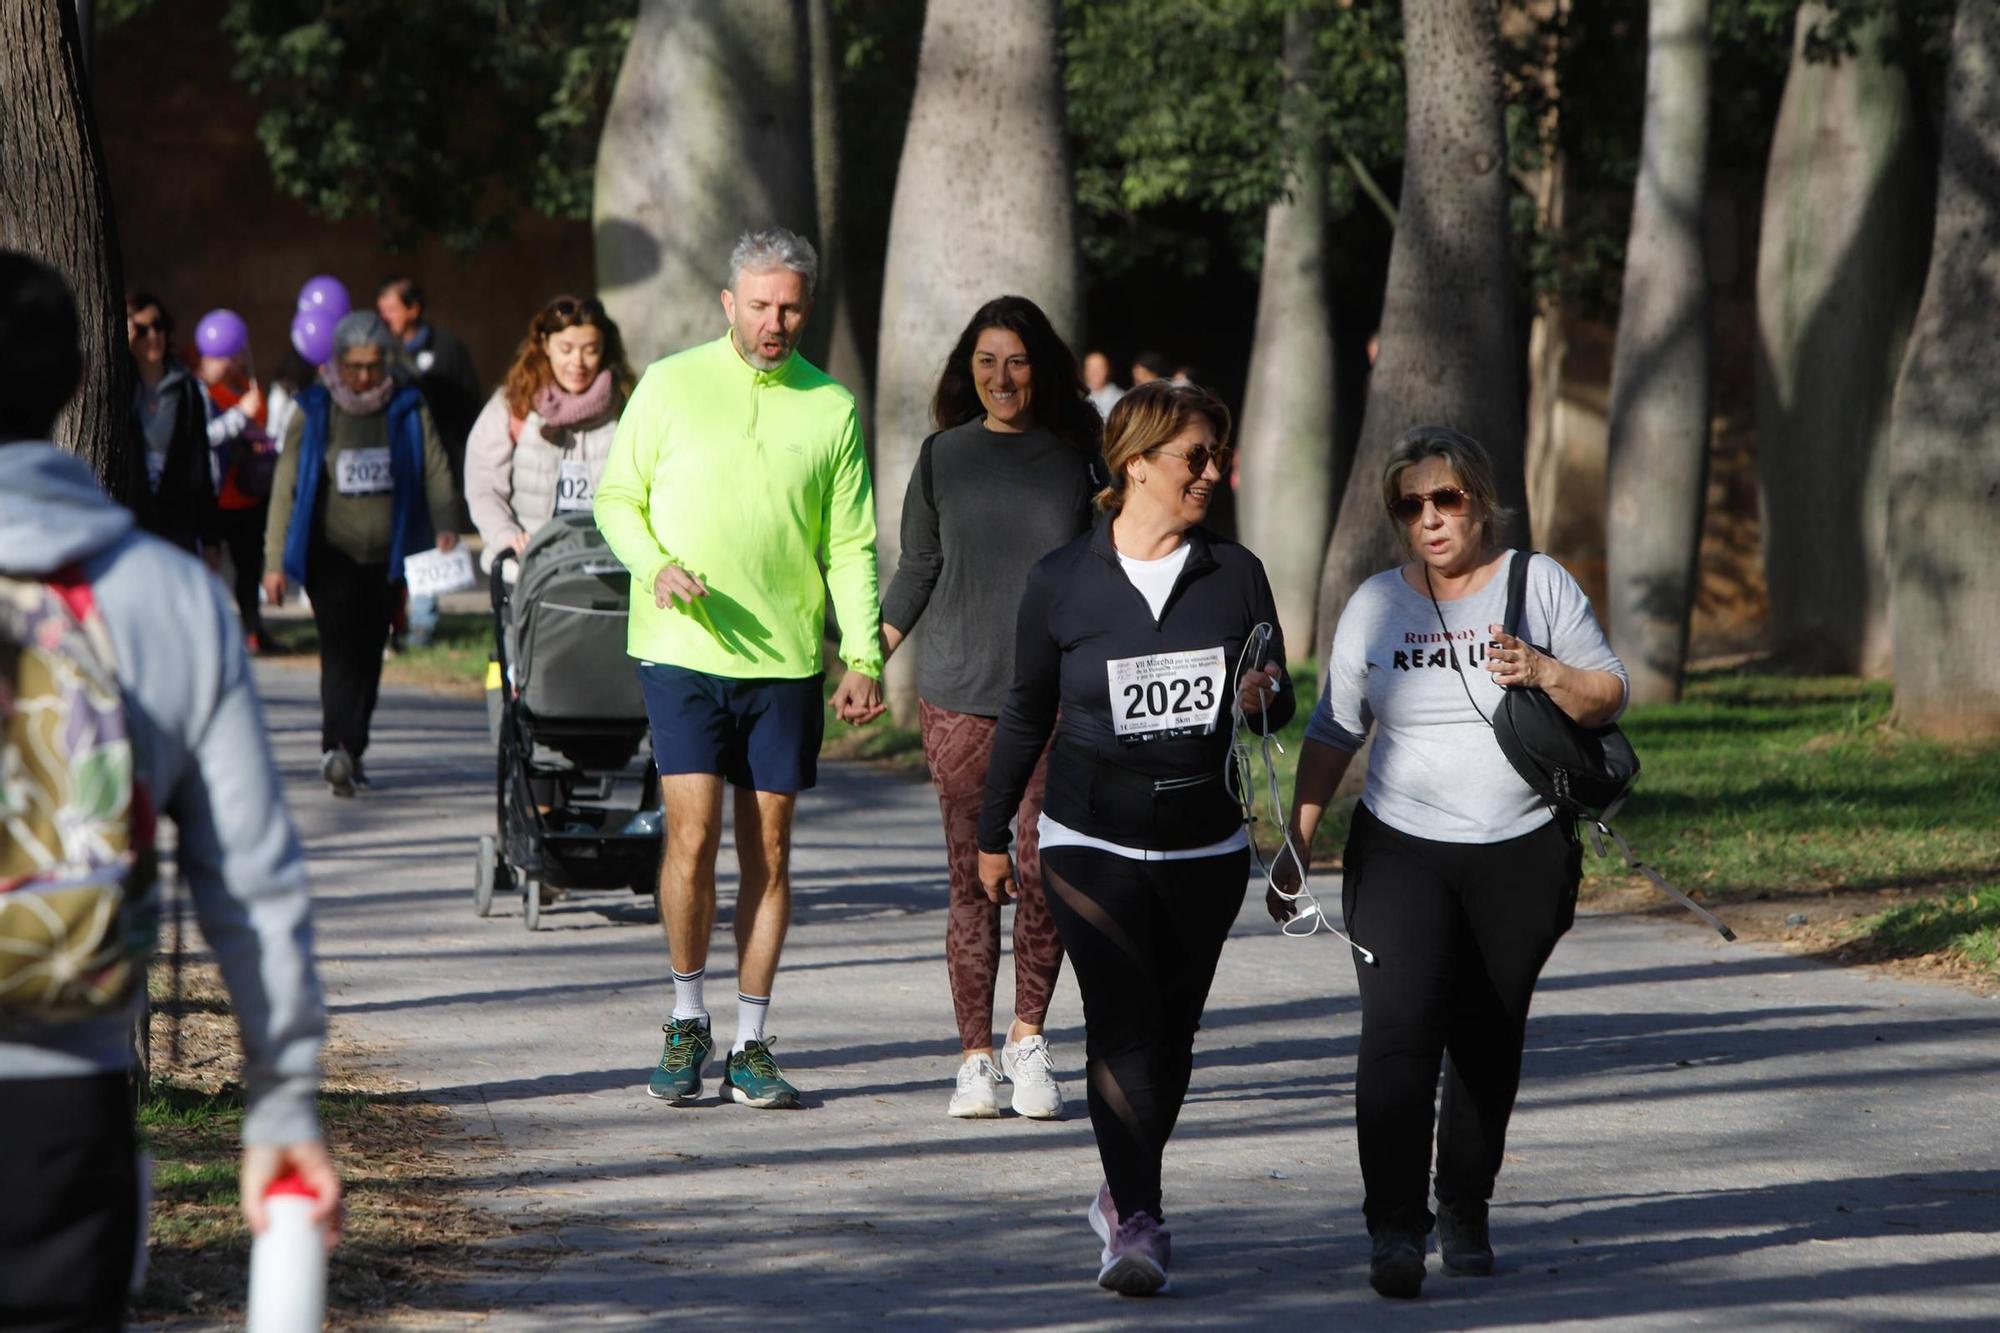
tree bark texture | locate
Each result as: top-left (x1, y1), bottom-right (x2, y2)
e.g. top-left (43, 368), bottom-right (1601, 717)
top-left (594, 0), bottom-right (816, 366)
top-left (873, 0), bottom-right (1080, 723)
top-left (1754, 2), bottom-right (1929, 678)
top-left (0, 0), bottom-right (134, 500)
top-left (1236, 9), bottom-right (1340, 655)
top-left (1885, 0), bottom-right (2000, 739)
top-left (1604, 0), bottom-right (1714, 704)
top-left (808, 0), bottom-right (871, 444)
top-left (1314, 0), bottom-right (1525, 644)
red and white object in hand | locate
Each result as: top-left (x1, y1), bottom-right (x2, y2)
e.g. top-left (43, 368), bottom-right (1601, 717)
top-left (247, 1170), bottom-right (327, 1331)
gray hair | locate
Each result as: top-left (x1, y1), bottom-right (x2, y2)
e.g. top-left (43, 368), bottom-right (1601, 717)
top-left (330, 311), bottom-right (410, 381)
top-left (728, 227), bottom-right (819, 297)
top-left (1380, 424), bottom-right (1516, 541)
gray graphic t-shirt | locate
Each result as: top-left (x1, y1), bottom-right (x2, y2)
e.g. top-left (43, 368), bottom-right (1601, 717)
top-left (1306, 551), bottom-right (1628, 843)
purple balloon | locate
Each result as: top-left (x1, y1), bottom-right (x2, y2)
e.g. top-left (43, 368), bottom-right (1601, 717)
top-left (194, 308), bottom-right (249, 359)
top-left (296, 275), bottom-right (352, 322)
top-left (291, 310), bottom-right (335, 366)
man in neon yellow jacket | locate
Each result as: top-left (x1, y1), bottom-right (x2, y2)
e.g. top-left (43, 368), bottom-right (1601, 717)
top-left (594, 227), bottom-right (884, 1111)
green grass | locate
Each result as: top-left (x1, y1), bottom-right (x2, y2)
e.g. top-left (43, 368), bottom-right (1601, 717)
top-left (268, 611), bottom-right (495, 694)
top-left (1848, 882), bottom-right (2000, 975)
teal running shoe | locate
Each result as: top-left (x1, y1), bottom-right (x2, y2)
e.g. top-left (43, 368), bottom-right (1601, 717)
top-left (647, 1017), bottom-right (713, 1103)
top-left (726, 1038), bottom-right (801, 1109)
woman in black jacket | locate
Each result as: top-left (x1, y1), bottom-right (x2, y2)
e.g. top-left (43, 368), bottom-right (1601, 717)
top-left (978, 380), bottom-right (1292, 1298)
top-left (126, 291), bottom-right (219, 555)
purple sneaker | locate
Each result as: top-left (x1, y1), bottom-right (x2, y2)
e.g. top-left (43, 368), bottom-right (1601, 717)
top-left (1087, 1183), bottom-right (1118, 1251)
top-left (1096, 1208), bottom-right (1172, 1297)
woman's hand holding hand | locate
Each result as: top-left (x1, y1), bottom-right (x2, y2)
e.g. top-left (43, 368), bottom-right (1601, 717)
top-left (1236, 661), bottom-right (1282, 716)
top-left (977, 850), bottom-right (1017, 904)
top-left (1486, 625), bottom-right (1557, 690)
top-left (1265, 843), bottom-right (1305, 923)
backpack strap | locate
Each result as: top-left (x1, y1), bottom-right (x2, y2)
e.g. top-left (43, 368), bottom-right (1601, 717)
top-left (1503, 548), bottom-right (1534, 641)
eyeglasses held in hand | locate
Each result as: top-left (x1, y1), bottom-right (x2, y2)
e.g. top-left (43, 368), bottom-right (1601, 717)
top-left (1389, 486), bottom-right (1469, 523)
top-left (1148, 444), bottom-right (1232, 477)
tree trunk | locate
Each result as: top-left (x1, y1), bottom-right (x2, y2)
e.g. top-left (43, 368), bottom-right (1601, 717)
top-left (1754, 2), bottom-right (1929, 678)
top-left (873, 0), bottom-right (1080, 724)
top-left (1236, 9), bottom-right (1340, 656)
top-left (808, 0), bottom-right (871, 445)
top-left (1886, 0), bottom-right (2000, 739)
top-left (0, 0), bottom-right (133, 501)
top-left (1314, 0), bottom-right (1525, 640)
top-left (1524, 154), bottom-right (1568, 547)
top-left (1604, 0), bottom-right (1714, 704)
top-left (593, 0), bottom-right (817, 366)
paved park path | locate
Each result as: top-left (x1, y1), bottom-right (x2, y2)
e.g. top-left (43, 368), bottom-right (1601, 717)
top-left (257, 661), bottom-right (2000, 1330)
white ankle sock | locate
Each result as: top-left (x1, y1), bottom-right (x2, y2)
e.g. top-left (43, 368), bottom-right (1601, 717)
top-left (733, 992), bottom-right (770, 1053)
top-left (671, 968), bottom-right (707, 1023)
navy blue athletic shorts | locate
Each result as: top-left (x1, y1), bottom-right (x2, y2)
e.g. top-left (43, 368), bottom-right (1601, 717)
top-left (638, 663), bottom-right (825, 793)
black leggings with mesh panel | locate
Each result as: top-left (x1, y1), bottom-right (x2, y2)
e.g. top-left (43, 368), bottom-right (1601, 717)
top-left (1039, 843), bottom-right (1249, 1224)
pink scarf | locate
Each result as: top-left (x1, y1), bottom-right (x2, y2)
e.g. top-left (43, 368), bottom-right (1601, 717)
top-left (534, 370), bottom-right (615, 431)
top-left (319, 363), bottom-right (396, 416)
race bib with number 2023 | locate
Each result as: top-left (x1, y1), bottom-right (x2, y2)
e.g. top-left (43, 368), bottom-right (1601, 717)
top-left (1106, 646), bottom-right (1227, 744)
top-left (554, 457), bottom-right (594, 512)
top-left (334, 447), bottom-right (393, 496)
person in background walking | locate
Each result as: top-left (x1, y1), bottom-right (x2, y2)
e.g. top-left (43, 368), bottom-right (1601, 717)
top-left (1130, 350), bottom-right (1171, 387)
top-left (880, 295), bottom-right (1098, 1122)
top-left (126, 291), bottom-right (218, 555)
top-left (0, 251), bottom-right (341, 1331)
top-left (262, 312), bottom-right (458, 797)
top-left (979, 381), bottom-right (1291, 1297)
top-left (466, 295), bottom-right (633, 568)
top-left (1273, 425), bottom-right (1627, 1300)
top-left (196, 336), bottom-right (277, 652)
top-left (1083, 349), bottom-right (1125, 421)
top-left (377, 275), bottom-right (480, 649)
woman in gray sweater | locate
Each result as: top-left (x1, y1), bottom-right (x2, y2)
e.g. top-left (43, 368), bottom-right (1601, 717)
top-left (880, 295), bottom-right (1100, 1122)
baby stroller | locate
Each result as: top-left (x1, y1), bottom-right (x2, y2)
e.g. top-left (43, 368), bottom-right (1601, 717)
top-left (474, 512), bottom-right (661, 929)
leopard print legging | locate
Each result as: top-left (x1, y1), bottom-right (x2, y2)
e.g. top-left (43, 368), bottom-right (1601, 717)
top-left (919, 701), bottom-right (1064, 1052)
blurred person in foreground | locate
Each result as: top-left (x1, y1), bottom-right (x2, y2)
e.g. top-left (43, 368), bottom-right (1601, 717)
top-left (0, 250), bottom-right (340, 1330)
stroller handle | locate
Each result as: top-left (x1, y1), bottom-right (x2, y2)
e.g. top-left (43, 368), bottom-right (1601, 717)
top-left (490, 543), bottom-right (519, 616)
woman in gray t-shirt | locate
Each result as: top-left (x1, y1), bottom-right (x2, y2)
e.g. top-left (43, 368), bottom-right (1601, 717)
top-left (1274, 425), bottom-right (1628, 1301)
top-left (879, 295), bottom-right (1098, 1125)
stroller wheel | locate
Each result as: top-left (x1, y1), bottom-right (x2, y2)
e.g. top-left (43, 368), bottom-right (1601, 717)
top-left (475, 835), bottom-right (499, 917)
top-left (523, 878), bottom-right (541, 931)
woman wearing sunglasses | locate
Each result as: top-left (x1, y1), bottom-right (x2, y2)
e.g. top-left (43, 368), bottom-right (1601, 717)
top-left (465, 295), bottom-right (635, 572)
top-left (1272, 425), bottom-right (1627, 1300)
top-left (125, 292), bottom-right (219, 555)
top-left (879, 294), bottom-right (1100, 1125)
top-left (977, 379), bottom-right (1291, 1297)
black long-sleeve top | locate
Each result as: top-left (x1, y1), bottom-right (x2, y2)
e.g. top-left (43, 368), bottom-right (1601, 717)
top-left (978, 512), bottom-right (1295, 855)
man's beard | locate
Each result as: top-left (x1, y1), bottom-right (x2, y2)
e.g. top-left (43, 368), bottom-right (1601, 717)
top-left (733, 323), bottom-right (790, 370)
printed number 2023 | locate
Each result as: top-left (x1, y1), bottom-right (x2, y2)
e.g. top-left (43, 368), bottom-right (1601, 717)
top-left (1122, 675), bottom-right (1215, 720)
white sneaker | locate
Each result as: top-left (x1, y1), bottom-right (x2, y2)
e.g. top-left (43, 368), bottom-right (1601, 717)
top-left (1001, 1033), bottom-right (1065, 1120)
top-left (948, 1053), bottom-right (1004, 1118)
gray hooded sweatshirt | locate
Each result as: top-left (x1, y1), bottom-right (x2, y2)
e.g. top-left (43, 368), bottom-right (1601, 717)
top-left (0, 443), bottom-right (323, 1145)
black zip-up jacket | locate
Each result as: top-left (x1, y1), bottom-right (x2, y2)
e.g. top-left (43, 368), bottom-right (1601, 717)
top-left (979, 512), bottom-right (1294, 855)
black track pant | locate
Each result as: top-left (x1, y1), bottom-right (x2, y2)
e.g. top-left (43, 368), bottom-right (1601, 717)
top-left (214, 501), bottom-right (269, 639)
top-left (1040, 844), bottom-right (1248, 1224)
top-left (1343, 802), bottom-right (1579, 1234)
top-left (305, 541), bottom-right (394, 759)
top-left (0, 1073), bottom-right (139, 1332)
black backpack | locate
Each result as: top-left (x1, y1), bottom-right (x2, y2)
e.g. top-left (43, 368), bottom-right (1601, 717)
top-left (1431, 551), bottom-right (1733, 941)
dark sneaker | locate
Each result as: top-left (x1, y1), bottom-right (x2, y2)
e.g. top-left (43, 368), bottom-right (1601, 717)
top-left (1369, 1225), bottom-right (1426, 1299)
top-left (351, 759), bottom-right (372, 792)
top-left (1438, 1198), bottom-right (1494, 1276)
top-left (321, 747), bottom-right (355, 798)
top-left (1097, 1211), bottom-right (1172, 1297)
top-left (646, 1018), bottom-right (713, 1103)
top-left (727, 1038), bottom-right (800, 1109)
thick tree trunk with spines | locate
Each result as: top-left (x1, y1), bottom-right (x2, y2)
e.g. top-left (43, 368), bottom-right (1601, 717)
top-left (593, 0), bottom-right (817, 366)
top-left (1885, 0), bottom-right (2000, 739)
top-left (1604, 0), bottom-right (1714, 704)
top-left (0, 0), bottom-right (135, 500)
top-left (1237, 9), bottom-right (1340, 656)
top-left (1755, 2), bottom-right (1930, 678)
top-left (873, 0), bottom-right (1080, 724)
top-left (1314, 0), bottom-right (1526, 641)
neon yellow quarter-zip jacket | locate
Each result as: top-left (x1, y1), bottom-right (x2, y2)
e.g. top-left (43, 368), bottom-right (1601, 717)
top-left (593, 333), bottom-right (882, 679)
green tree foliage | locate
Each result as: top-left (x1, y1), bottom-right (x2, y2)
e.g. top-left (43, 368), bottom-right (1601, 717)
top-left (1063, 0), bottom-right (1404, 276)
top-left (217, 0), bottom-right (634, 250)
